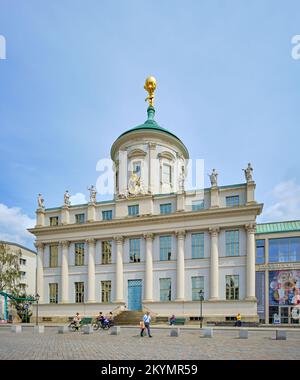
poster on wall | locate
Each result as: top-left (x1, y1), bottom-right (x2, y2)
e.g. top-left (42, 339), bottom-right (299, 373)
top-left (269, 270), bottom-right (300, 305)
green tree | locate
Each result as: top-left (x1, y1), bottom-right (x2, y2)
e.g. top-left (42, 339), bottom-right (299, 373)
top-left (0, 243), bottom-right (23, 295)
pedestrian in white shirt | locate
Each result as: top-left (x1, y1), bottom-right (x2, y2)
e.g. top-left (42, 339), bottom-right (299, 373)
top-left (143, 311), bottom-right (152, 338)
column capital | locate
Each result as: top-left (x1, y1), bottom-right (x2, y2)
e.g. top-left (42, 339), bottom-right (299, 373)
top-left (175, 230), bottom-right (186, 238)
top-left (209, 227), bottom-right (220, 235)
top-left (245, 223), bottom-right (256, 234)
top-left (85, 238), bottom-right (96, 245)
top-left (59, 240), bottom-right (70, 248)
top-left (34, 242), bottom-right (44, 249)
top-left (113, 235), bottom-right (124, 244)
top-left (143, 233), bottom-right (154, 240)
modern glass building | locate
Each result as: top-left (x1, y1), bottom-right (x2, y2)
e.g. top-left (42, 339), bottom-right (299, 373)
top-left (255, 221), bottom-right (300, 325)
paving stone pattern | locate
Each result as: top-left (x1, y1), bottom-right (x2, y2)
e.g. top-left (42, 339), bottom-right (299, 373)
top-left (0, 327), bottom-right (299, 360)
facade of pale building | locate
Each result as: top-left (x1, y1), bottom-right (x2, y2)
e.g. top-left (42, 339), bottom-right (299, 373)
top-left (0, 241), bottom-right (36, 296)
top-left (29, 97), bottom-right (263, 322)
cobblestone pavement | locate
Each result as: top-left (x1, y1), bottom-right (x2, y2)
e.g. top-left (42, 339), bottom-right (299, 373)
top-left (0, 326), bottom-right (300, 360)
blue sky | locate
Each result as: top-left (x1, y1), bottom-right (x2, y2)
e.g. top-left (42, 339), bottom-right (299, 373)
top-left (0, 0), bottom-right (299, 248)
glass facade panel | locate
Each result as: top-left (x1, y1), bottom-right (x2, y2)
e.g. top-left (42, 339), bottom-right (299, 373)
top-left (160, 203), bottom-right (172, 214)
top-left (160, 278), bottom-right (171, 301)
top-left (191, 233), bottom-right (204, 258)
top-left (225, 230), bottom-right (239, 256)
top-left (226, 275), bottom-right (239, 300)
top-left (269, 237), bottom-right (300, 263)
top-left (160, 236), bottom-right (172, 261)
top-left (102, 210), bottom-right (112, 220)
top-left (75, 243), bottom-right (85, 266)
top-left (129, 238), bottom-right (141, 262)
top-left (256, 239), bottom-right (265, 264)
top-left (192, 276), bottom-right (204, 300)
top-left (128, 205), bottom-right (139, 216)
top-left (256, 272), bottom-right (265, 321)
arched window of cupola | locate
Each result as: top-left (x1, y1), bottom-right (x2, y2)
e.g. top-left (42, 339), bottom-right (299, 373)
top-left (127, 149), bottom-right (147, 176)
top-left (158, 151), bottom-right (176, 193)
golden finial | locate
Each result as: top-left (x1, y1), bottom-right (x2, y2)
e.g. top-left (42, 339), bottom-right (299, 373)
top-left (144, 76), bottom-right (157, 107)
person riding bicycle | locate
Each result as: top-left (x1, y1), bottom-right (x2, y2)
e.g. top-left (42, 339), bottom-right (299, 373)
top-left (107, 312), bottom-right (114, 327)
top-left (72, 312), bottom-right (81, 330)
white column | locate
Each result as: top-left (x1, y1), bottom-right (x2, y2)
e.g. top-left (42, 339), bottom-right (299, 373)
top-left (246, 224), bottom-right (256, 300)
top-left (144, 233), bottom-right (154, 301)
top-left (87, 238), bottom-right (96, 303)
top-left (209, 227), bottom-right (219, 300)
top-left (35, 242), bottom-right (44, 303)
top-left (176, 230), bottom-right (185, 301)
top-left (60, 241), bottom-right (69, 303)
top-left (114, 236), bottom-right (124, 302)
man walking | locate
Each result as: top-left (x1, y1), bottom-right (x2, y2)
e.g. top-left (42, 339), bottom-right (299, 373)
top-left (143, 311), bottom-right (152, 338)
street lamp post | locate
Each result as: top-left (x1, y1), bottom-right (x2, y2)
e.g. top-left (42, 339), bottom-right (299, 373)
top-left (35, 294), bottom-right (40, 326)
top-left (199, 290), bottom-right (204, 329)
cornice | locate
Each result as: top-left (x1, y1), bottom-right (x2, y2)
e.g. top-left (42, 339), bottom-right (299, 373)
top-left (28, 203), bottom-right (263, 237)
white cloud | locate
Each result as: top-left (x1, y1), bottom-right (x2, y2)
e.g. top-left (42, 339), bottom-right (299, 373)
top-left (70, 192), bottom-right (87, 205)
top-left (0, 203), bottom-right (35, 247)
top-left (263, 180), bottom-right (300, 221)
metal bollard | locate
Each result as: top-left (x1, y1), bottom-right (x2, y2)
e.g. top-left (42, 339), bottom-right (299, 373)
top-left (110, 326), bottom-right (121, 335)
top-left (170, 328), bottom-right (180, 337)
top-left (203, 328), bottom-right (213, 338)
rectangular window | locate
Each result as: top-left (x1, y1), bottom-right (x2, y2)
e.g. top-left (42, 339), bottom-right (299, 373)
top-left (226, 196), bottom-right (240, 207)
top-left (192, 276), bottom-right (204, 301)
top-left (160, 203), bottom-right (172, 214)
top-left (226, 275), bottom-right (239, 300)
top-left (162, 164), bottom-right (171, 184)
top-left (256, 239), bottom-right (265, 264)
top-left (225, 230), bottom-right (239, 256)
top-left (101, 281), bottom-right (112, 303)
top-left (49, 283), bottom-right (58, 304)
top-left (75, 213), bottom-right (85, 224)
top-left (102, 210), bottom-right (112, 220)
top-left (192, 233), bottom-right (204, 259)
top-left (75, 282), bottom-right (84, 303)
top-left (102, 241), bottom-right (112, 264)
top-left (160, 236), bottom-right (172, 261)
top-left (75, 242), bottom-right (85, 266)
top-left (129, 238), bottom-right (141, 262)
top-left (192, 200), bottom-right (204, 211)
top-left (49, 245), bottom-right (58, 268)
top-left (20, 271), bottom-right (26, 278)
top-left (128, 205), bottom-right (139, 216)
top-left (269, 237), bottom-right (300, 263)
top-left (49, 216), bottom-right (59, 226)
top-left (133, 161), bottom-right (141, 176)
top-left (160, 278), bottom-right (171, 301)
top-left (19, 258), bottom-right (26, 266)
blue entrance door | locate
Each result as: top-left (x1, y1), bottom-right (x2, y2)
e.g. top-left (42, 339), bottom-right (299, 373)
top-left (128, 279), bottom-right (142, 310)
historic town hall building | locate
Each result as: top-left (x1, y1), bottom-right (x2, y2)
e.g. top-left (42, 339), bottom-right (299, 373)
top-left (29, 77), bottom-right (264, 323)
